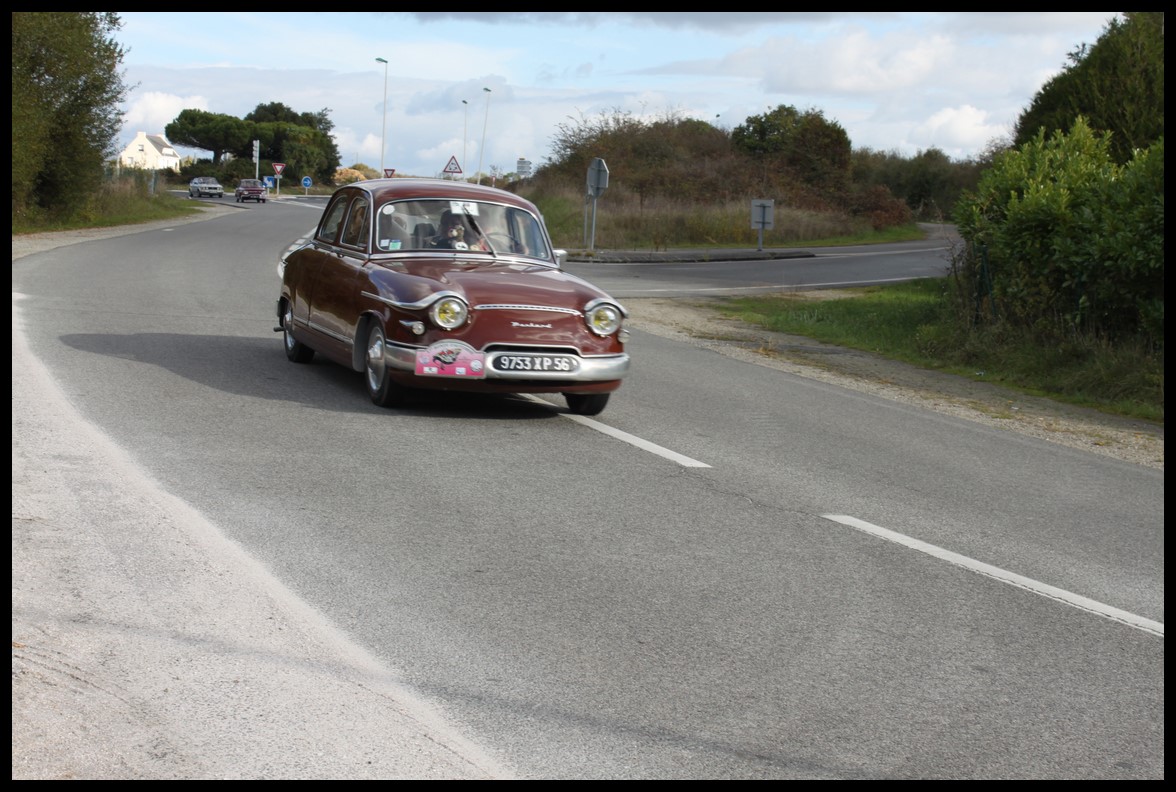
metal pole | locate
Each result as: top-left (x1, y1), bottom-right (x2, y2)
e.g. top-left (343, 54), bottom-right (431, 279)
top-left (477, 87), bottom-right (491, 184)
top-left (590, 197), bottom-right (599, 252)
top-left (375, 57), bottom-right (388, 174)
top-left (462, 99), bottom-right (468, 180)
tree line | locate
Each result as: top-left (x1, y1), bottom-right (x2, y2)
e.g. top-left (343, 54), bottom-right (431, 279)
top-left (167, 103), bottom-right (342, 185)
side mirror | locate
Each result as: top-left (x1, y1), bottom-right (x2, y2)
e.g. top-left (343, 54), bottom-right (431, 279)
top-left (554, 249), bottom-right (567, 268)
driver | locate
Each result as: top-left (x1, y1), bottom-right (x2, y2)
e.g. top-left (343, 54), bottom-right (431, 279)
top-left (431, 210), bottom-right (487, 251)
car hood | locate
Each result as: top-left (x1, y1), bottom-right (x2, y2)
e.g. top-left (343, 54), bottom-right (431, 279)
top-left (383, 258), bottom-right (621, 312)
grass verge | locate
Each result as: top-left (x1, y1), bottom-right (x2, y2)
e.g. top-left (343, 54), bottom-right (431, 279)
top-left (716, 278), bottom-right (1164, 424)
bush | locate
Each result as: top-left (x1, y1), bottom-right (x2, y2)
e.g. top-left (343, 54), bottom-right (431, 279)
top-left (952, 118), bottom-right (1163, 348)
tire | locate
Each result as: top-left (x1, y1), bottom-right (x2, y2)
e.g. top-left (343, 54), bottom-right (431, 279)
top-left (282, 303), bottom-right (315, 363)
top-left (364, 324), bottom-right (411, 408)
top-left (564, 392), bottom-right (610, 416)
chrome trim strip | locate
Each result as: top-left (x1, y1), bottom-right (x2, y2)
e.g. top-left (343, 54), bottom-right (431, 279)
top-left (305, 319), bottom-right (354, 345)
top-left (473, 304), bottom-right (582, 316)
top-left (361, 289), bottom-right (465, 311)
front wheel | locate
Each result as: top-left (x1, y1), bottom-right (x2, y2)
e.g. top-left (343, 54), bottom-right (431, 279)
top-left (365, 325), bottom-right (412, 408)
top-left (282, 304), bottom-right (315, 363)
top-left (564, 393), bottom-right (610, 416)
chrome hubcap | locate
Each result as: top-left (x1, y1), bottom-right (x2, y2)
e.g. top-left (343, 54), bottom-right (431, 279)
top-left (366, 332), bottom-right (386, 390)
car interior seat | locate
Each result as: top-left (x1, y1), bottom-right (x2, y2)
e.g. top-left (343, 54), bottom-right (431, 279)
top-left (412, 222), bottom-right (436, 249)
top-left (377, 214), bottom-right (411, 251)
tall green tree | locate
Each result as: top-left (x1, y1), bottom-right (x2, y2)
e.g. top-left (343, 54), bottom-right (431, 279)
top-left (165, 109), bottom-right (250, 165)
top-left (244, 102), bottom-right (341, 179)
top-left (1014, 12), bottom-right (1165, 164)
top-left (12, 12), bottom-right (129, 221)
top-left (731, 104), bottom-right (851, 196)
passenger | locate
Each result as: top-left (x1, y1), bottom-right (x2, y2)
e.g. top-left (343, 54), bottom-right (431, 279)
top-left (431, 210), bottom-right (487, 251)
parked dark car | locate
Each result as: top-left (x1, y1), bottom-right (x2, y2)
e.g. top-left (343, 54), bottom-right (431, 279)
top-left (275, 179), bottom-right (629, 415)
top-left (188, 177), bottom-right (223, 198)
top-left (235, 178), bottom-right (267, 203)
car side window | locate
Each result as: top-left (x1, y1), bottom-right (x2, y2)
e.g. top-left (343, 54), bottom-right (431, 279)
top-left (341, 198), bottom-right (371, 250)
top-left (317, 196), bottom-right (349, 244)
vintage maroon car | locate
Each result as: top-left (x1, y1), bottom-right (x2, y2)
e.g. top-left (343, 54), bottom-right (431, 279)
top-left (275, 179), bottom-right (629, 415)
top-left (234, 178), bottom-right (267, 203)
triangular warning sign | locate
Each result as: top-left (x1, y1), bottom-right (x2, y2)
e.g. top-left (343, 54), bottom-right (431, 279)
top-left (443, 156), bottom-right (462, 174)
top-left (273, 162), bottom-right (286, 175)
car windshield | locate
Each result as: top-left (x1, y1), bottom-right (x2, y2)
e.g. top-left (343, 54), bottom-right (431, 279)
top-left (374, 198), bottom-right (552, 260)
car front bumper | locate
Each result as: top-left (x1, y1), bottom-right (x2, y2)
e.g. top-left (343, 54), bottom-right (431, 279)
top-left (385, 341), bottom-right (630, 382)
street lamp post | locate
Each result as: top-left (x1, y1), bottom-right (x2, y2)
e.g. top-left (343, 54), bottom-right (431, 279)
top-left (477, 87), bottom-right (491, 185)
top-left (375, 57), bottom-right (388, 175)
top-left (462, 99), bottom-right (469, 180)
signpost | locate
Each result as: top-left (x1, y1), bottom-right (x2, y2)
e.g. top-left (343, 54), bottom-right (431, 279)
top-left (273, 163), bottom-right (286, 198)
top-left (584, 157), bottom-right (609, 251)
top-left (443, 157), bottom-right (461, 179)
top-left (301, 175), bottom-right (312, 195)
top-left (751, 199), bottom-right (774, 251)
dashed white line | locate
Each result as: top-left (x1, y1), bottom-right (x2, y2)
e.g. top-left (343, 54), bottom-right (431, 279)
top-left (523, 395), bottom-right (710, 468)
top-left (823, 514), bottom-right (1163, 637)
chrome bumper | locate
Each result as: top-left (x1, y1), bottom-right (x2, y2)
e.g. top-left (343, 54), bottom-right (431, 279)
top-left (385, 343), bottom-right (629, 382)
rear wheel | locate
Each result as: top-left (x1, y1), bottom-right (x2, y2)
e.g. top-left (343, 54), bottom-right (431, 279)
top-left (564, 393), bottom-right (610, 416)
top-left (282, 303), bottom-right (314, 363)
top-left (365, 325), bottom-right (411, 408)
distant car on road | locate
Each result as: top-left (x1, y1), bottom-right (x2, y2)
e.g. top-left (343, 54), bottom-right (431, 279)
top-left (188, 177), bottom-right (224, 199)
top-left (276, 178), bottom-right (630, 415)
top-left (235, 178), bottom-right (267, 203)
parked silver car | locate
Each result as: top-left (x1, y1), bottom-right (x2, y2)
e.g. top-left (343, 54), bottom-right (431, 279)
top-left (189, 177), bottom-right (224, 198)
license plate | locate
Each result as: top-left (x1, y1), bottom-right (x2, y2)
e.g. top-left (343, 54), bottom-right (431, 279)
top-left (492, 354), bottom-right (579, 373)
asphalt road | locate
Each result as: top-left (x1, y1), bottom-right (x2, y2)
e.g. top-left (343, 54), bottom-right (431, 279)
top-left (11, 202), bottom-right (1164, 779)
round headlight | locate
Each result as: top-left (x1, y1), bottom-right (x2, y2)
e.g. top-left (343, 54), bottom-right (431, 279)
top-left (586, 303), bottom-right (622, 336)
top-left (429, 296), bottom-right (469, 329)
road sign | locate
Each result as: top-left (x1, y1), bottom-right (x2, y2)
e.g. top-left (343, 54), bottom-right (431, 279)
top-left (751, 199), bottom-right (775, 252)
top-left (273, 163), bottom-right (286, 175)
top-left (751, 199), bottom-right (775, 230)
top-left (384, 168), bottom-right (396, 178)
top-left (587, 158), bottom-right (609, 198)
top-left (264, 176), bottom-right (276, 188)
top-left (443, 157), bottom-right (462, 175)
top-left (301, 176), bottom-right (312, 188)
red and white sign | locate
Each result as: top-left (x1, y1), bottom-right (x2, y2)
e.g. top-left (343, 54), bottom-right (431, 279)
top-left (273, 162), bottom-right (286, 175)
top-left (443, 156), bottom-right (462, 175)
top-left (384, 168), bottom-right (396, 178)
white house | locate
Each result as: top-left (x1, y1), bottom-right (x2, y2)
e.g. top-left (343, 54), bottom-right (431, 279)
top-left (118, 132), bottom-right (181, 172)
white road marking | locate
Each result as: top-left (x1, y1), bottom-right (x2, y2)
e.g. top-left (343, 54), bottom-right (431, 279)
top-left (523, 395), bottom-right (711, 468)
top-left (822, 514), bottom-right (1164, 638)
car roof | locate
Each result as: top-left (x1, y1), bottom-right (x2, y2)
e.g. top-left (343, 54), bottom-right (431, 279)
top-left (337, 178), bottom-right (539, 214)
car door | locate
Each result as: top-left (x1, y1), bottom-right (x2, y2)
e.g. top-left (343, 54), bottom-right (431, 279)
top-left (304, 193), bottom-right (371, 363)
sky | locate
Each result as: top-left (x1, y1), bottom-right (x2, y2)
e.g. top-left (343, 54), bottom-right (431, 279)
top-left (114, 11), bottom-right (1120, 179)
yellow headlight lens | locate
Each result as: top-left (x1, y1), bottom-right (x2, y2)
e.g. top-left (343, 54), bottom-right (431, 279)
top-left (430, 297), bottom-right (469, 329)
top-left (586, 304), bottom-right (621, 336)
